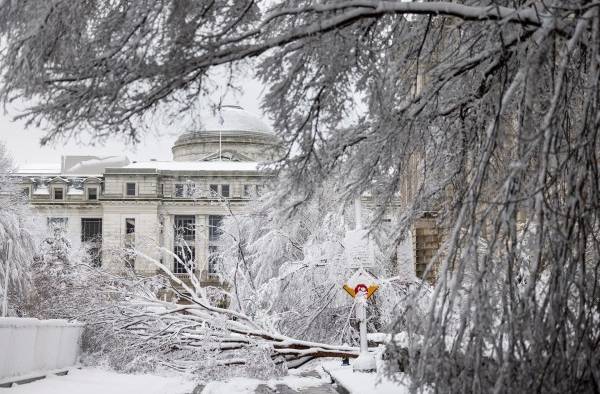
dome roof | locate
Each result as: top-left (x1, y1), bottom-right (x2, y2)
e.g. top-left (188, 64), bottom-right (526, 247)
top-left (171, 106), bottom-right (279, 162)
top-left (201, 105), bottom-right (272, 134)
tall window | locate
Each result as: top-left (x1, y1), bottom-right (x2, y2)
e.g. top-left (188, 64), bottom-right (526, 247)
top-left (124, 218), bottom-right (135, 268)
top-left (175, 184), bottom-right (184, 197)
top-left (174, 215), bottom-right (195, 274)
top-left (22, 187), bottom-right (30, 198)
top-left (209, 215), bottom-right (223, 241)
top-left (126, 218), bottom-right (136, 235)
top-left (88, 187), bottom-right (98, 200)
top-left (174, 246), bottom-right (195, 274)
top-left (221, 184), bottom-right (230, 198)
top-left (209, 184), bottom-right (218, 195)
top-left (81, 218), bottom-right (102, 267)
top-left (54, 187), bottom-right (64, 200)
top-left (126, 182), bottom-right (136, 196)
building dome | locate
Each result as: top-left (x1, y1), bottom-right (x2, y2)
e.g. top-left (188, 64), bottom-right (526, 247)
top-left (201, 105), bottom-right (272, 135)
top-left (172, 106), bottom-right (279, 162)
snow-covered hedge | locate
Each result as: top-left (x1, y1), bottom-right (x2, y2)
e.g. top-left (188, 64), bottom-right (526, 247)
top-left (0, 317), bottom-right (83, 383)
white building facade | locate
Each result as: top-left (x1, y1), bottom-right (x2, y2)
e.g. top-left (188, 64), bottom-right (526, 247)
top-left (16, 106), bottom-right (279, 284)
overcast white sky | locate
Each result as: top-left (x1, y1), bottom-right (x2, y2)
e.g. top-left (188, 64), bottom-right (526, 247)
top-left (0, 74), bottom-right (268, 166)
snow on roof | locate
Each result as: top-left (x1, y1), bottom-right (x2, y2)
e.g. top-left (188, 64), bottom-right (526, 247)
top-left (122, 160), bottom-right (262, 172)
top-left (16, 163), bottom-right (61, 175)
top-left (65, 155), bottom-right (129, 175)
top-left (32, 185), bottom-right (49, 195)
top-left (16, 156), bottom-right (129, 177)
top-left (200, 105), bottom-right (272, 134)
top-left (67, 188), bottom-right (84, 195)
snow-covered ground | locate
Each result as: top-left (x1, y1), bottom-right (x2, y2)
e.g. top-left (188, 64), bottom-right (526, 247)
top-left (0, 362), bottom-right (412, 393)
top-left (322, 361), bottom-right (410, 394)
top-left (201, 369), bottom-right (329, 393)
top-left (202, 376), bottom-right (325, 393)
top-left (0, 368), bottom-right (195, 394)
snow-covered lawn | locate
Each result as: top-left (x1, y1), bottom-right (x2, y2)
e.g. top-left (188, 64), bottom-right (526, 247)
top-left (0, 368), bottom-right (195, 394)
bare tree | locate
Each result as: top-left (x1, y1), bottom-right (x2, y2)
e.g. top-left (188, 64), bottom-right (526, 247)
top-left (0, 1), bottom-right (599, 391)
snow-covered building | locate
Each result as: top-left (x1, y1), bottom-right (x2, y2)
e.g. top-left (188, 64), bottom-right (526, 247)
top-left (15, 106), bottom-right (279, 284)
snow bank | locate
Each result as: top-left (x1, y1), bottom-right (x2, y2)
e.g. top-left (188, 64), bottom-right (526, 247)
top-left (0, 318), bottom-right (83, 384)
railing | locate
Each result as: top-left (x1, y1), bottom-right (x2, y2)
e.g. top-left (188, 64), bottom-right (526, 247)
top-left (170, 271), bottom-right (221, 287)
top-left (0, 318), bottom-right (83, 385)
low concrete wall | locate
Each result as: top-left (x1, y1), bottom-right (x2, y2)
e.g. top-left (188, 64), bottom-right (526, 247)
top-left (0, 317), bottom-right (83, 383)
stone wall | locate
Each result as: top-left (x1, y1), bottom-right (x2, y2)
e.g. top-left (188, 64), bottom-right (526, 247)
top-left (101, 202), bottom-right (161, 274)
top-left (103, 173), bottom-right (159, 198)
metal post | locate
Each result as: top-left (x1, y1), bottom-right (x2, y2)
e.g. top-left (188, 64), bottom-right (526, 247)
top-left (357, 292), bottom-right (368, 353)
top-left (353, 288), bottom-right (376, 372)
top-left (2, 239), bottom-right (12, 317)
top-left (350, 196), bottom-right (376, 372)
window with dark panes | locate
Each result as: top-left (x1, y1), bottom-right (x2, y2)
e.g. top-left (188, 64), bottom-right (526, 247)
top-left (54, 188), bottom-right (64, 200)
top-left (88, 187), bottom-right (97, 200)
top-left (174, 215), bottom-right (195, 241)
top-left (174, 215), bottom-right (195, 273)
top-left (81, 218), bottom-right (102, 267)
top-left (221, 184), bottom-right (230, 198)
top-left (126, 218), bottom-right (135, 234)
top-left (22, 187), bottom-right (30, 197)
top-left (124, 218), bottom-right (136, 268)
top-left (126, 182), bottom-right (136, 196)
top-left (243, 185), bottom-right (253, 197)
top-left (209, 184), bottom-right (218, 195)
top-left (209, 215), bottom-right (223, 241)
top-left (175, 184), bottom-right (184, 197)
top-left (174, 245), bottom-right (195, 274)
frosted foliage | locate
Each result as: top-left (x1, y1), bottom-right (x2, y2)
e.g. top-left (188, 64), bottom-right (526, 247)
top-left (219, 183), bottom-right (426, 345)
top-left (0, 143), bottom-right (36, 315)
top-left (19, 232), bottom-right (363, 377)
top-left (21, 226), bottom-right (110, 320)
top-left (0, 1), bottom-right (599, 392)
